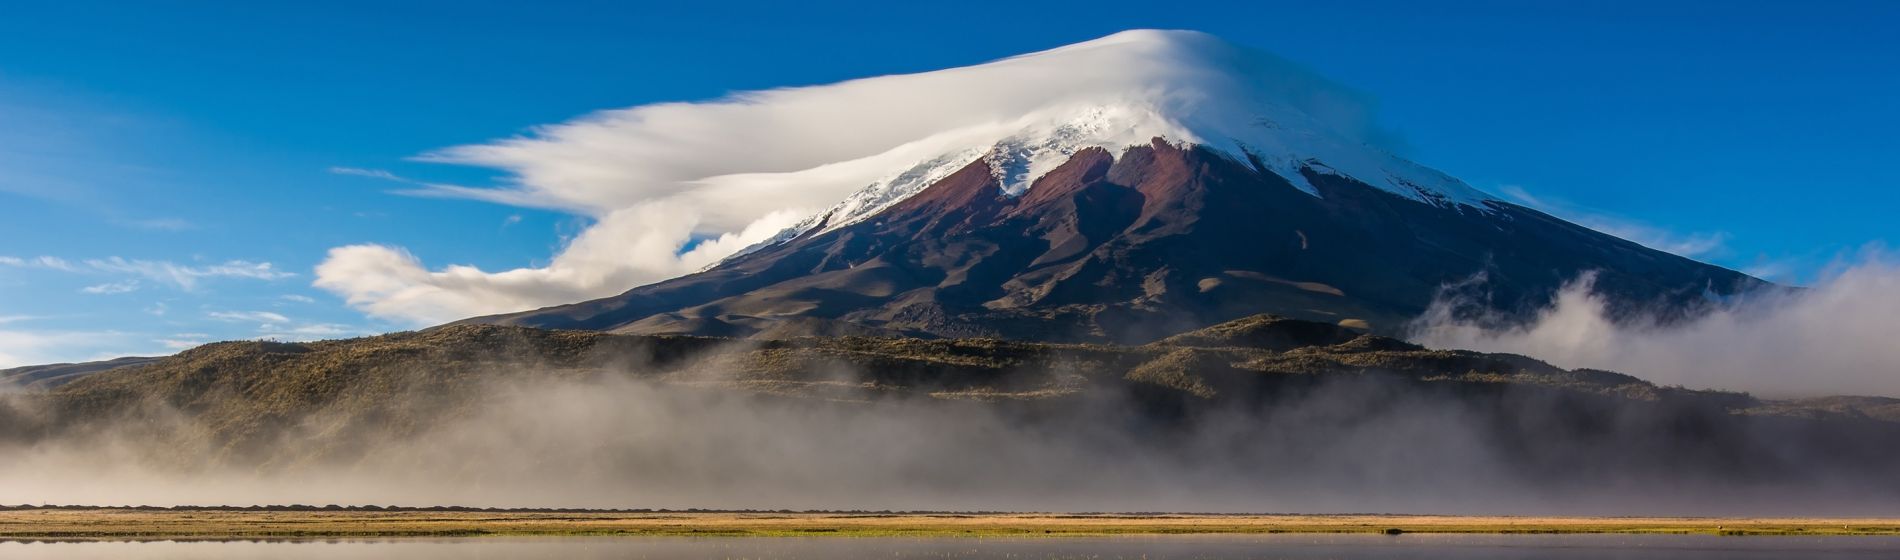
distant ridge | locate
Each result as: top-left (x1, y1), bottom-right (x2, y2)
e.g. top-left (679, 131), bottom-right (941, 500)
top-left (0, 356), bottom-right (161, 390)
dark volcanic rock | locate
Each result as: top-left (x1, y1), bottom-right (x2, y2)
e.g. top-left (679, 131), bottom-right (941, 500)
top-left (463, 139), bottom-right (1761, 343)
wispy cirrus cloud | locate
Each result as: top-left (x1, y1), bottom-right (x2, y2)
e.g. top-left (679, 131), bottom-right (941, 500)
top-left (258, 322), bottom-right (371, 341)
top-left (2, 255), bottom-right (293, 290)
top-left (329, 166), bottom-right (560, 210)
top-left (1497, 185), bottom-right (1730, 260)
top-left (87, 257), bottom-right (293, 289)
top-left (0, 256), bottom-right (78, 271)
top-left (327, 166), bottom-right (406, 182)
top-left (202, 310), bottom-right (373, 343)
top-left (79, 280), bottom-right (139, 294)
top-left (205, 310), bottom-right (290, 324)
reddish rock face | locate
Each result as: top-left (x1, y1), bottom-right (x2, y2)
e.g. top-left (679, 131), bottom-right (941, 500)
top-left (464, 138), bottom-right (1761, 343)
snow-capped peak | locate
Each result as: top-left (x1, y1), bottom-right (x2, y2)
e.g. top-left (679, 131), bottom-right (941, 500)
top-left (407, 29), bottom-right (1523, 318)
top-left (772, 30), bottom-right (1493, 239)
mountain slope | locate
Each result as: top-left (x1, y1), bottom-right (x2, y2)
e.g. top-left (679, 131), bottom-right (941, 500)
top-left (458, 31), bottom-right (1762, 341)
top-left (468, 140), bottom-right (1759, 342)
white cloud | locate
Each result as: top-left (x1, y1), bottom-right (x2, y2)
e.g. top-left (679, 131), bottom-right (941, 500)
top-left (206, 310), bottom-right (290, 324)
top-left (1497, 185), bottom-right (1730, 259)
top-left (316, 207), bottom-right (803, 325)
top-left (1594, 224), bottom-right (1728, 260)
top-left (80, 280), bottom-right (139, 294)
top-left (199, 309), bottom-right (372, 344)
top-left (0, 329), bottom-right (138, 369)
top-left (317, 30), bottom-right (1397, 325)
top-left (328, 166), bottom-right (405, 181)
top-left (1412, 249), bottom-right (1900, 398)
top-left (158, 334), bottom-right (211, 351)
top-left (85, 257), bottom-right (293, 290)
top-left (204, 307), bottom-right (374, 342)
top-left (256, 322), bottom-right (369, 341)
top-left (279, 294), bottom-right (317, 304)
top-left (0, 331), bottom-right (74, 369)
top-left (181, 309), bottom-right (370, 346)
top-left (0, 255), bottom-right (78, 271)
top-left (2, 255), bottom-right (293, 290)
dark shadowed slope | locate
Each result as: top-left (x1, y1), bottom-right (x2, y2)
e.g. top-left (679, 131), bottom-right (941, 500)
top-left (465, 141), bottom-right (1760, 342)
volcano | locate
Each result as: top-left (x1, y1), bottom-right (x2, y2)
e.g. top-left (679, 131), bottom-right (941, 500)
top-left (461, 30), bottom-right (1759, 342)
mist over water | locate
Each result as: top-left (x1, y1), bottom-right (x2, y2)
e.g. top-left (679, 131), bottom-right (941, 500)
top-left (0, 375), bottom-right (1492, 511)
top-left (1411, 253), bottom-right (1900, 398)
top-left (3, 335), bottom-right (1898, 516)
top-left (8, 252), bottom-right (1900, 514)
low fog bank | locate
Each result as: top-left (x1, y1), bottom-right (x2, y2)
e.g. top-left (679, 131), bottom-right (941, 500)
top-left (1412, 255), bottom-right (1900, 398)
top-left (3, 349), bottom-right (1897, 516)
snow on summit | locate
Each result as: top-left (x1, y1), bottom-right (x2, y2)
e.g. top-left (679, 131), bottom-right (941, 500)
top-left (783, 29), bottom-right (1499, 235)
top-left (320, 30), bottom-right (1499, 325)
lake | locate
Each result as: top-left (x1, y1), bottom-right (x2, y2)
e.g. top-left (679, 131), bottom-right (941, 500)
top-left (4, 534), bottom-right (1898, 559)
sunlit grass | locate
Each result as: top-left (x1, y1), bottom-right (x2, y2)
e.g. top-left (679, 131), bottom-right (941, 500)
top-left (3, 510), bottom-right (1898, 539)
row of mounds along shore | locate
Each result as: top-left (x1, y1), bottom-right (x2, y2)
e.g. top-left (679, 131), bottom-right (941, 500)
top-left (3, 509), bottom-right (1900, 538)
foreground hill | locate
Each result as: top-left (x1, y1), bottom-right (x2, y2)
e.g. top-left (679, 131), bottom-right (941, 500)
top-left (6, 314), bottom-right (1896, 511)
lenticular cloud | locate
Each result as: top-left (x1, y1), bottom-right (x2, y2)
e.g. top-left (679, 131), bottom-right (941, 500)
top-left (313, 30), bottom-right (1411, 325)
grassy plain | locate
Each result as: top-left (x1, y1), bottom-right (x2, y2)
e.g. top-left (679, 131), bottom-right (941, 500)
top-left (3, 509), bottom-right (1899, 539)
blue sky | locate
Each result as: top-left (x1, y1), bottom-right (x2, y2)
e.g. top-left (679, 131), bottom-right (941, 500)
top-left (2, 0), bottom-right (1897, 366)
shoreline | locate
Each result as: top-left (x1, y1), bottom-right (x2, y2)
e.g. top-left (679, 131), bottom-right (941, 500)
top-left (4, 510), bottom-right (1900, 539)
